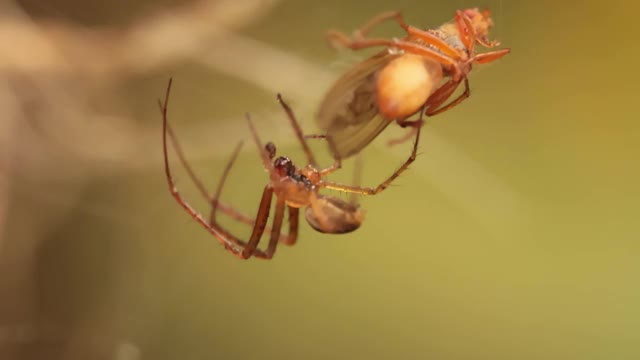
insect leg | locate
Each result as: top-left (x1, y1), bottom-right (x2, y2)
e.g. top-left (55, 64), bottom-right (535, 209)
top-left (403, 27), bottom-right (463, 59)
top-left (327, 37), bottom-right (461, 76)
top-left (326, 11), bottom-right (405, 49)
top-left (474, 48), bottom-right (511, 64)
top-left (387, 107), bottom-right (426, 147)
top-left (354, 11), bottom-right (406, 38)
top-left (455, 10), bottom-right (476, 54)
top-left (328, 10), bottom-right (464, 61)
top-left (425, 78), bottom-right (468, 116)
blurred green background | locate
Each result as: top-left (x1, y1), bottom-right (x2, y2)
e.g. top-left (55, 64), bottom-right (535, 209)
top-left (1, 0), bottom-right (638, 359)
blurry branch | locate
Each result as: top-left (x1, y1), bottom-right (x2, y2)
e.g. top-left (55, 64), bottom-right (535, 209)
top-left (0, 81), bottom-right (19, 251)
top-left (0, 2), bottom-right (291, 354)
top-left (127, 31), bottom-right (340, 169)
top-left (0, 0), bottom-right (334, 174)
top-left (196, 33), bottom-right (335, 102)
top-left (0, 0), bottom-right (283, 77)
top-left (0, 0), bottom-right (288, 275)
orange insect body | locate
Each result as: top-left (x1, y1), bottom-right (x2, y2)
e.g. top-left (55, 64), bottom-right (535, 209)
top-left (373, 11), bottom-right (483, 121)
top-left (317, 8), bottom-right (510, 160)
top-left (375, 53), bottom-right (443, 120)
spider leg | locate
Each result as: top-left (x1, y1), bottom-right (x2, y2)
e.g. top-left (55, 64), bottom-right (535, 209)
top-left (162, 100), bottom-right (251, 226)
top-left (276, 94), bottom-right (343, 177)
top-left (163, 103), bottom-right (293, 243)
top-left (319, 135), bottom-right (342, 176)
top-left (160, 78), bottom-right (270, 259)
top-left (164, 122), bottom-right (215, 201)
top-left (209, 141), bottom-right (244, 225)
top-left (303, 133), bottom-right (342, 175)
top-left (257, 196), bottom-right (286, 259)
top-left (280, 207), bottom-right (299, 246)
top-left (240, 185), bottom-right (274, 259)
top-left (164, 116), bottom-right (245, 223)
top-left (319, 120), bottom-right (422, 195)
top-left (350, 153), bottom-right (364, 205)
top-left (276, 94), bottom-right (318, 167)
top-left (207, 141), bottom-right (296, 247)
top-left (245, 113), bottom-right (275, 179)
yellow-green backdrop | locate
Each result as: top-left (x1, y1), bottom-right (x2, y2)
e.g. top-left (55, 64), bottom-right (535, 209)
top-left (2, 0), bottom-right (638, 359)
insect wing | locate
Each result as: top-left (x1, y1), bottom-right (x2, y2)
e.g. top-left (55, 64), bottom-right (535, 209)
top-left (317, 50), bottom-right (400, 159)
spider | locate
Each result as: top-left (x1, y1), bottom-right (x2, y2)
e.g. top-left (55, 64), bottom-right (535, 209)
top-left (159, 79), bottom-right (423, 259)
top-left (316, 8), bottom-right (511, 160)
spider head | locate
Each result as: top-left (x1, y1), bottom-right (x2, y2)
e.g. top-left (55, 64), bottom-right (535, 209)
top-left (273, 156), bottom-right (295, 178)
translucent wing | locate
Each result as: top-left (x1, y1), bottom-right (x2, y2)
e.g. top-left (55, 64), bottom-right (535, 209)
top-left (316, 50), bottom-right (400, 159)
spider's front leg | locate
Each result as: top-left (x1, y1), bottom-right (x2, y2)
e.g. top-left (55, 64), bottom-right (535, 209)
top-left (320, 121), bottom-right (422, 196)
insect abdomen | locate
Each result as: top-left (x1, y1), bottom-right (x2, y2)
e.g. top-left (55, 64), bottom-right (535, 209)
top-left (375, 54), bottom-right (443, 120)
